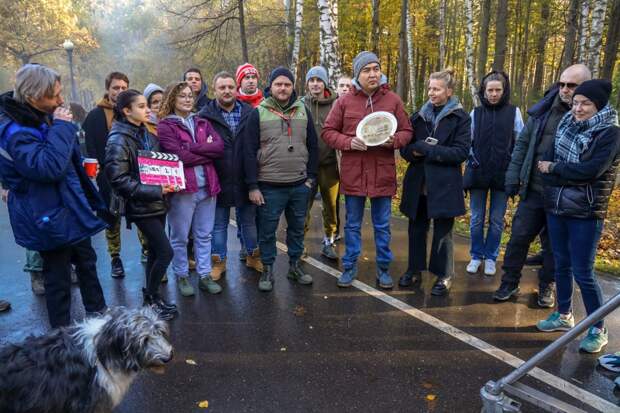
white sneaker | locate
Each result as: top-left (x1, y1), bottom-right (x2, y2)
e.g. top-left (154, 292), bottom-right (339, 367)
top-left (466, 259), bottom-right (482, 274)
top-left (484, 259), bottom-right (496, 276)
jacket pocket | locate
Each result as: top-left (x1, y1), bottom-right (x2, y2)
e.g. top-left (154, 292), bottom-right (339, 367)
top-left (35, 206), bottom-right (72, 246)
top-left (376, 158), bottom-right (396, 190)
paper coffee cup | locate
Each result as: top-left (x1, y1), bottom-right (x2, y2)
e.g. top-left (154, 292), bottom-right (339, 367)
top-left (83, 158), bottom-right (98, 178)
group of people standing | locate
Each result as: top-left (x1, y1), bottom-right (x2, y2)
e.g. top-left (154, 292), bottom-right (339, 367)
top-left (0, 53), bottom-right (618, 356)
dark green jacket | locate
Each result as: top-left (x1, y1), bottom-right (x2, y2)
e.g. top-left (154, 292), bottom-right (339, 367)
top-left (303, 89), bottom-right (337, 165)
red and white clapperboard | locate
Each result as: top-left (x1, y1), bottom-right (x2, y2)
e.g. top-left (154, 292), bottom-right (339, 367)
top-left (138, 150), bottom-right (185, 190)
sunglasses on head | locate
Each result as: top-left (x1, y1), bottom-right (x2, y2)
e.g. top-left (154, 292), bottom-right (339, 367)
top-left (559, 82), bottom-right (578, 89)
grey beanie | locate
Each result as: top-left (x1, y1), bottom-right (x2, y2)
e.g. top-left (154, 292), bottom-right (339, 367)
top-left (143, 83), bottom-right (164, 104)
top-left (352, 51), bottom-right (380, 80)
top-left (306, 66), bottom-right (329, 87)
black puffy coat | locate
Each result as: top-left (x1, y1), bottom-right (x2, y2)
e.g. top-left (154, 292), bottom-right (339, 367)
top-left (543, 125), bottom-right (620, 220)
top-left (399, 98), bottom-right (471, 219)
top-left (104, 119), bottom-right (166, 220)
top-left (198, 99), bottom-right (253, 207)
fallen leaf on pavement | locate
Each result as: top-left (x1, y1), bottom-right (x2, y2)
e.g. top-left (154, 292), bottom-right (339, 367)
top-left (426, 394), bottom-right (436, 401)
top-left (197, 400), bottom-right (209, 408)
top-left (186, 359), bottom-right (197, 366)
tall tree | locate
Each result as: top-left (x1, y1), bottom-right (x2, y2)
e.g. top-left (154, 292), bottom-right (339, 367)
top-left (371, 0), bottom-right (380, 54)
top-left (439, 0), bottom-right (447, 68)
top-left (396, 0), bottom-right (408, 99)
top-left (578, 0), bottom-right (591, 62)
top-left (531, 0), bottom-right (550, 101)
top-left (317, 0), bottom-right (342, 88)
top-left (290, 0), bottom-right (304, 80)
top-left (560, 0), bottom-right (579, 70)
top-left (238, 0), bottom-right (249, 62)
top-left (517, 0), bottom-right (533, 106)
top-left (465, 0), bottom-right (478, 106)
top-left (477, 0), bottom-right (492, 81)
top-left (492, 0), bottom-right (509, 71)
top-left (406, 5), bottom-right (416, 108)
top-left (601, 0), bottom-right (620, 80)
top-left (284, 0), bottom-right (293, 59)
top-left (588, 0), bottom-right (609, 76)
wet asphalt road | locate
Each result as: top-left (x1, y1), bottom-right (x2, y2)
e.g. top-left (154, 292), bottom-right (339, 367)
top-left (0, 203), bottom-right (619, 412)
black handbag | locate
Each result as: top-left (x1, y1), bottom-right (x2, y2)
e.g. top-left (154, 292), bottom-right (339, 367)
top-left (109, 191), bottom-right (126, 217)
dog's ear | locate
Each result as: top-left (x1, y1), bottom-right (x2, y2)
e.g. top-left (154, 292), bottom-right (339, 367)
top-left (95, 319), bottom-right (131, 371)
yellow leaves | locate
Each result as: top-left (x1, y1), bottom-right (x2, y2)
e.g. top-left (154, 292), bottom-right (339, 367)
top-left (197, 400), bottom-right (209, 408)
top-left (426, 394), bottom-right (436, 401)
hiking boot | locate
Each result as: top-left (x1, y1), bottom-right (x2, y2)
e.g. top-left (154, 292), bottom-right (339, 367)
top-left (0, 299), bottom-right (10, 312)
top-left (398, 271), bottom-right (421, 287)
top-left (466, 259), bottom-right (482, 274)
top-left (536, 311), bottom-right (575, 332)
top-left (337, 266), bottom-right (357, 288)
top-left (333, 233), bottom-right (342, 243)
top-left (211, 255), bottom-right (226, 281)
top-left (288, 260), bottom-right (313, 285)
top-left (30, 271), bottom-right (45, 295)
top-left (142, 291), bottom-right (175, 321)
top-left (598, 352), bottom-right (620, 372)
top-left (177, 276), bottom-right (195, 297)
top-left (259, 265), bottom-right (274, 292)
top-left (580, 327), bottom-right (608, 353)
top-left (525, 252), bottom-right (544, 266)
top-left (246, 249), bottom-right (264, 273)
top-left (111, 256), bottom-right (125, 278)
top-left (199, 276), bottom-right (222, 294)
top-left (484, 259), bottom-right (496, 276)
top-left (321, 241), bottom-right (338, 260)
top-left (376, 266), bottom-right (393, 289)
top-left (71, 265), bottom-right (78, 284)
top-left (148, 289), bottom-right (177, 312)
top-left (431, 276), bottom-right (452, 296)
top-left (537, 283), bottom-right (555, 308)
top-left (493, 281), bottom-right (520, 301)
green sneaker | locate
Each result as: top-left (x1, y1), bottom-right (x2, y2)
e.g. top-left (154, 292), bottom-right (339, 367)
top-left (287, 260), bottom-right (313, 285)
top-left (580, 327), bottom-right (608, 353)
top-left (259, 265), bottom-right (274, 292)
top-left (199, 276), bottom-right (222, 294)
top-left (177, 276), bottom-right (195, 297)
top-left (536, 311), bottom-right (575, 332)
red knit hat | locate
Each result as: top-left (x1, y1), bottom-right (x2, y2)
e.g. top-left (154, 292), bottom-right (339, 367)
top-left (236, 63), bottom-right (259, 88)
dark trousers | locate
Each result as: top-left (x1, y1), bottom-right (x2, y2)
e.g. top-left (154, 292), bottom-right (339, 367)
top-left (134, 215), bottom-right (173, 296)
top-left (409, 196), bottom-right (455, 278)
top-left (501, 191), bottom-right (555, 288)
top-left (40, 238), bottom-right (106, 328)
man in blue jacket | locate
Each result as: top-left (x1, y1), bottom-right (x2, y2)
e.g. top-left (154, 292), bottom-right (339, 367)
top-left (0, 64), bottom-right (107, 328)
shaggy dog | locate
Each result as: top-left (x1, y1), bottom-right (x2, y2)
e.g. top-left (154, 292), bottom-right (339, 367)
top-left (0, 307), bottom-right (173, 413)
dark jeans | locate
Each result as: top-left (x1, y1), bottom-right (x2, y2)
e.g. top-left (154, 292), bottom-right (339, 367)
top-left (40, 238), bottom-right (106, 328)
top-left (257, 183), bottom-right (310, 266)
top-left (547, 214), bottom-right (605, 328)
top-left (501, 191), bottom-right (555, 288)
top-left (409, 195), bottom-right (455, 278)
top-left (134, 214), bottom-right (173, 296)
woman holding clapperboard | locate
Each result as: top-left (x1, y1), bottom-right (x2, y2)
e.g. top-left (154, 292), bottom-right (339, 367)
top-left (157, 82), bottom-right (225, 298)
top-left (104, 89), bottom-right (178, 320)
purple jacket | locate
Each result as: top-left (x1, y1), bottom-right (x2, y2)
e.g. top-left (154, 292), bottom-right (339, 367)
top-left (157, 116), bottom-right (224, 195)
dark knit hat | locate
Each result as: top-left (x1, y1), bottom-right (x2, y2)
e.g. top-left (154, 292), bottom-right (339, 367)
top-left (573, 79), bottom-right (612, 110)
top-left (268, 67), bottom-right (295, 86)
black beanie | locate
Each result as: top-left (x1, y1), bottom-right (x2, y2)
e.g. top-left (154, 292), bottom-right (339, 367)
top-left (268, 66), bottom-right (295, 86)
top-left (573, 79), bottom-right (612, 110)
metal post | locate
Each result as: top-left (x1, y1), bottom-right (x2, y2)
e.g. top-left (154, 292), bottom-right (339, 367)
top-left (63, 39), bottom-right (78, 103)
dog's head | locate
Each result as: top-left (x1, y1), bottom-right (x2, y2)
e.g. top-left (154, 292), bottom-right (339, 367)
top-left (94, 307), bottom-right (173, 373)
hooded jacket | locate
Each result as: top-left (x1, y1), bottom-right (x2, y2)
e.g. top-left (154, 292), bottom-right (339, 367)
top-left (303, 88), bottom-right (337, 165)
top-left (83, 96), bottom-right (115, 205)
top-left (0, 92), bottom-right (107, 251)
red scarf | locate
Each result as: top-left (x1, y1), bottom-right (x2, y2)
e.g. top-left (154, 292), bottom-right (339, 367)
top-left (237, 89), bottom-right (264, 108)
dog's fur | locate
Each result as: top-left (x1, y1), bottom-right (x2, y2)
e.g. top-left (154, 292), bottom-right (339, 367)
top-left (0, 307), bottom-right (173, 413)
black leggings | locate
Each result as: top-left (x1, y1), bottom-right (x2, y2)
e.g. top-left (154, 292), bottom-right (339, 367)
top-left (133, 215), bottom-right (173, 296)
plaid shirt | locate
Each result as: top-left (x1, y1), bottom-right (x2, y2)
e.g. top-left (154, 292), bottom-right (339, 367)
top-left (219, 100), bottom-right (242, 135)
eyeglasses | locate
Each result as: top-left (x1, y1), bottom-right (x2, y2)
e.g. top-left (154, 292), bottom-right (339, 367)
top-left (559, 82), bottom-right (578, 89)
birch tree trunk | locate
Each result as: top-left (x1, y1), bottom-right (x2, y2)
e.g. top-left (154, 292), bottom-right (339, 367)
top-left (238, 0), bottom-right (249, 63)
top-left (560, 0), bottom-right (579, 70)
top-left (492, 0), bottom-right (509, 71)
top-left (465, 0), bottom-right (479, 106)
top-left (371, 0), bottom-right (380, 54)
top-left (284, 0), bottom-right (293, 60)
top-left (396, 0), bottom-right (408, 99)
top-left (477, 0), bottom-right (492, 81)
top-left (406, 4), bottom-right (416, 109)
top-left (601, 0), bottom-right (620, 80)
top-left (290, 0), bottom-right (304, 81)
top-left (587, 0), bottom-right (609, 76)
top-left (439, 0), bottom-right (447, 69)
top-left (578, 0), bottom-right (590, 63)
top-left (317, 0), bottom-right (342, 88)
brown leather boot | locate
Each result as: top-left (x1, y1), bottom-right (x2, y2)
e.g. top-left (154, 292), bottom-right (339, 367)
top-left (246, 249), bottom-right (264, 273)
top-left (211, 255), bottom-right (226, 281)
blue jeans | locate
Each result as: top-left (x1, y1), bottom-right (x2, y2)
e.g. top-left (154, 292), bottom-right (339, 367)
top-left (342, 195), bottom-right (393, 270)
top-left (469, 189), bottom-right (508, 261)
top-left (212, 204), bottom-right (258, 259)
top-left (257, 183), bottom-right (310, 266)
top-left (547, 214), bottom-right (604, 328)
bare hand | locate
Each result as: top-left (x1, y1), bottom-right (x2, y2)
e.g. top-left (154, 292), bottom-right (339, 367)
top-left (249, 189), bottom-right (265, 206)
top-left (53, 107), bottom-right (73, 122)
top-left (1, 189), bottom-right (8, 203)
top-left (162, 184), bottom-right (176, 194)
top-left (537, 161), bottom-right (552, 174)
top-left (380, 135), bottom-right (395, 149)
top-left (350, 136), bottom-right (367, 151)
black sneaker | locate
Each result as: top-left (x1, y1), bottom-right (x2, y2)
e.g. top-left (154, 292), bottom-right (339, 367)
top-left (493, 281), bottom-right (520, 301)
top-left (398, 271), bottom-right (421, 287)
top-left (525, 253), bottom-right (544, 266)
top-left (431, 276), bottom-right (452, 296)
top-left (537, 284), bottom-right (555, 308)
top-left (111, 256), bottom-right (125, 278)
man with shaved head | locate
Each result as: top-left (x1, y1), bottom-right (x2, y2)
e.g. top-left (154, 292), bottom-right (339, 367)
top-left (493, 64), bottom-right (591, 306)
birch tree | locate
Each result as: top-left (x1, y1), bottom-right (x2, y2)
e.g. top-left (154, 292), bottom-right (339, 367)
top-left (587, 0), bottom-right (609, 76)
top-left (439, 0), bottom-right (447, 68)
top-left (578, 0), bottom-right (590, 62)
top-left (290, 0), bottom-right (304, 80)
top-left (317, 0), bottom-right (342, 88)
top-left (406, 4), bottom-right (416, 108)
top-left (396, 0), bottom-right (408, 99)
top-left (465, 0), bottom-right (479, 106)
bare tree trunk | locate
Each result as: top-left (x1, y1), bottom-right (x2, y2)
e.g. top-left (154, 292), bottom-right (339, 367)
top-left (465, 0), bottom-right (479, 106)
top-left (290, 0), bottom-right (304, 81)
top-left (578, 0), bottom-right (591, 62)
top-left (588, 0), bottom-right (609, 76)
top-left (406, 4), bottom-right (417, 109)
top-left (518, 0), bottom-right (532, 107)
top-left (317, 0), bottom-right (342, 88)
top-left (531, 0), bottom-right (550, 102)
top-left (439, 0), bottom-right (447, 68)
top-left (371, 0), bottom-right (380, 54)
top-left (492, 0), bottom-right (509, 71)
top-left (396, 0), bottom-right (408, 99)
top-left (238, 0), bottom-right (249, 62)
top-left (284, 0), bottom-right (293, 60)
top-left (561, 0), bottom-right (579, 70)
top-left (477, 0), bottom-right (492, 81)
top-left (601, 0), bottom-right (620, 79)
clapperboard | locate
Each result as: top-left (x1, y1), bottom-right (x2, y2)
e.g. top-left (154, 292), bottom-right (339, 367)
top-left (137, 150), bottom-right (186, 190)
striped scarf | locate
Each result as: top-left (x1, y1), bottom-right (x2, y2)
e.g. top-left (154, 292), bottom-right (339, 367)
top-left (554, 104), bottom-right (618, 163)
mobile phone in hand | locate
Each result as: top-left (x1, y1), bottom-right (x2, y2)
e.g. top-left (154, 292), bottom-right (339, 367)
top-left (424, 137), bottom-right (438, 145)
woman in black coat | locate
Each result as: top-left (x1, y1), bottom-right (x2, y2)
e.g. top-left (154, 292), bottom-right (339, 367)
top-left (399, 68), bottom-right (470, 296)
top-left (104, 89), bottom-right (177, 320)
top-left (536, 79), bottom-right (620, 353)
